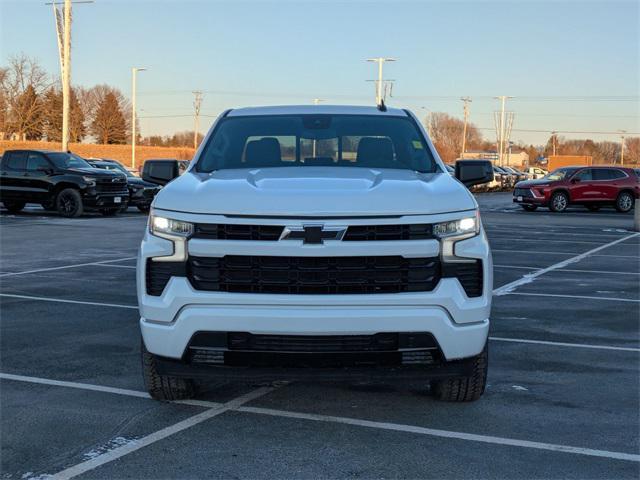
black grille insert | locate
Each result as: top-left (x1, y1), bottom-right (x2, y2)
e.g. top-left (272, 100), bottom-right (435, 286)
top-left (96, 181), bottom-right (128, 193)
top-left (343, 224), bottom-right (433, 241)
top-left (514, 188), bottom-right (533, 198)
top-left (188, 255), bottom-right (440, 294)
top-left (146, 260), bottom-right (186, 296)
top-left (442, 260), bottom-right (483, 297)
top-left (194, 224), bottom-right (284, 240)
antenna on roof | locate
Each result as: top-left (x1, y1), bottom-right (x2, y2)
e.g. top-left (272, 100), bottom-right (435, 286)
top-left (377, 99), bottom-right (387, 112)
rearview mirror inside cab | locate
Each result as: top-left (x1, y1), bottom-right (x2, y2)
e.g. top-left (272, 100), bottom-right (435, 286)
top-left (455, 160), bottom-right (495, 188)
top-left (142, 160), bottom-right (182, 186)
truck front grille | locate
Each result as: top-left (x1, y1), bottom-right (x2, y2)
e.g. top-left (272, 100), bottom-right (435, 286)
top-left (188, 255), bottom-right (440, 294)
top-left (96, 180), bottom-right (128, 193)
top-left (192, 223), bottom-right (434, 241)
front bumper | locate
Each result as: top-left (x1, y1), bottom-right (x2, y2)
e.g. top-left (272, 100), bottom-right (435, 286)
top-left (138, 221), bottom-right (492, 364)
top-left (82, 192), bottom-right (130, 209)
top-left (128, 187), bottom-right (158, 207)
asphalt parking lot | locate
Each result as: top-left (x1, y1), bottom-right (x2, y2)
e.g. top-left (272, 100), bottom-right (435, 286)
top-left (1, 193), bottom-right (639, 479)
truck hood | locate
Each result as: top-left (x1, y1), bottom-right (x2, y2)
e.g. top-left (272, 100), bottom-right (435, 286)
top-left (153, 167), bottom-right (477, 217)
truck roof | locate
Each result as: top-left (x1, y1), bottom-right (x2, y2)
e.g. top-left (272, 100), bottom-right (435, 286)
top-left (226, 105), bottom-right (409, 117)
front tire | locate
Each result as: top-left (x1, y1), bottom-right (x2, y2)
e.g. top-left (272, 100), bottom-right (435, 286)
top-left (521, 205), bottom-right (537, 212)
top-left (615, 191), bottom-right (634, 213)
top-left (549, 191), bottom-right (569, 213)
top-left (56, 188), bottom-right (84, 218)
top-left (2, 200), bottom-right (26, 213)
top-left (142, 341), bottom-right (196, 401)
top-left (431, 344), bottom-right (488, 402)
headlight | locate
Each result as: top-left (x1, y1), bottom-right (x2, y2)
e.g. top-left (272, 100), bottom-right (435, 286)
top-left (434, 213), bottom-right (479, 238)
top-left (149, 213), bottom-right (193, 238)
top-left (82, 176), bottom-right (96, 186)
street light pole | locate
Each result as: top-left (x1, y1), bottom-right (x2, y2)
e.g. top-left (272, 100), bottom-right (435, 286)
top-left (131, 67), bottom-right (146, 170)
top-left (460, 97), bottom-right (472, 158)
top-left (494, 96), bottom-right (513, 166)
top-left (366, 57), bottom-right (396, 105)
top-left (619, 130), bottom-right (627, 165)
top-left (61, 0), bottom-right (71, 151)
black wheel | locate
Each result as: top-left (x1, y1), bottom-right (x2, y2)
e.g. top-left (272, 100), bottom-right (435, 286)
top-left (549, 191), bottom-right (569, 213)
top-left (137, 205), bottom-right (151, 213)
top-left (56, 188), bottom-right (83, 218)
top-left (431, 344), bottom-right (488, 402)
top-left (521, 205), bottom-right (537, 212)
top-left (586, 204), bottom-right (601, 212)
top-left (100, 208), bottom-right (120, 216)
top-left (142, 341), bottom-right (196, 401)
top-left (615, 191), bottom-right (634, 213)
top-left (2, 200), bottom-right (26, 213)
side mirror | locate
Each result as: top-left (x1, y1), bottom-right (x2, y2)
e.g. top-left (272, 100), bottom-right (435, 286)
top-left (455, 160), bottom-right (495, 188)
top-left (571, 177), bottom-right (581, 183)
top-left (142, 160), bottom-right (180, 186)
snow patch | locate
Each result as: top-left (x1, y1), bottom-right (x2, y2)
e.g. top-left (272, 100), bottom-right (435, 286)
top-left (512, 385), bottom-right (529, 392)
top-left (83, 436), bottom-right (140, 460)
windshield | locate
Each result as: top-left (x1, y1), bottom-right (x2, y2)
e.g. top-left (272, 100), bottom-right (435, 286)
top-left (545, 167), bottom-right (578, 181)
top-left (48, 152), bottom-right (92, 169)
top-left (197, 114), bottom-right (438, 173)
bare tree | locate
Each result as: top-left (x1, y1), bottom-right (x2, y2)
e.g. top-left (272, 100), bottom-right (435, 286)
top-left (427, 112), bottom-right (482, 163)
top-left (0, 54), bottom-right (51, 139)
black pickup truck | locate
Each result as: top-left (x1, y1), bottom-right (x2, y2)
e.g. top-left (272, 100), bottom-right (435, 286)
top-left (0, 149), bottom-right (129, 217)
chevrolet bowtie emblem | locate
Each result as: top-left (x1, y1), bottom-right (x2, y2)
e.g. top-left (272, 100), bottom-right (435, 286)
top-left (280, 225), bottom-right (347, 244)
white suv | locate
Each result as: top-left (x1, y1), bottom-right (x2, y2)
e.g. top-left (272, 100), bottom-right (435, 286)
top-left (137, 105), bottom-right (494, 402)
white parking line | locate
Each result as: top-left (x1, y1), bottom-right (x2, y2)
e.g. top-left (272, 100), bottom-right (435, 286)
top-left (4, 371), bottom-right (639, 466)
top-left (490, 238), bottom-right (621, 245)
top-left (0, 293), bottom-right (137, 310)
top-left (493, 232), bottom-right (640, 296)
top-left (0, 372), bottom-right (150, 398)
top-left (493, 249), bottom-right (639, 258)
top-left (489, 337), bottom-right (640, 352)
top-left (494, 265), bottom-right (542, 270)
top-left (494, 264), bottom-right (640, 275)
top-left (94, 263), bottom-right (136, 269)
top-left (237, 406), bottom-right (640, 463)
top-left (507, 292), bottom-right (640, 303)
top-left (50, 386), bottom-right (274, 480)
top-left (486, 229), bottom-right (632, 238)
top-left (0, 257), bottom-right (137, 278)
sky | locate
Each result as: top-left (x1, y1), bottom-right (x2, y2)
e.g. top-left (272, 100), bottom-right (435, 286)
top-left (1, 0), bottom-right (638, 146)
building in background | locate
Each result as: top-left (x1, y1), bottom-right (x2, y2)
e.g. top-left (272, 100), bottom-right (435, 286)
top-left (460, 149), bottom-right (529, 168)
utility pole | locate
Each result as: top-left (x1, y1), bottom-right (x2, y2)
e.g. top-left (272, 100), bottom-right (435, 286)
top-left (61, 0), bottom-right (71, 151)
top-left (551, 131), bottom-right (557, 156)
top-left (460, 97), bottom-right (472, 158)
top-left (193, 91), bottom-right (203, 150)
top-left (46, 1), bottom-right (93, 152)
top-left (131, 67), bottom-right (146, 170)
top-left (494, 96), bottom-right (514, 166)
top-left (619, 130), bottom-right (627, 165)
top-left (366, 57), bottom-right (395, 105)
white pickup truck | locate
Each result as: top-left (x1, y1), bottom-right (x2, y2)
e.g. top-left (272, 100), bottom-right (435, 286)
top-left (137, 105), bottom-right (494, 402)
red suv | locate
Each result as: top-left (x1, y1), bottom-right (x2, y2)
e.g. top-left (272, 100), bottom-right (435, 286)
top-left (513, 166), bottom-right (639, 213)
